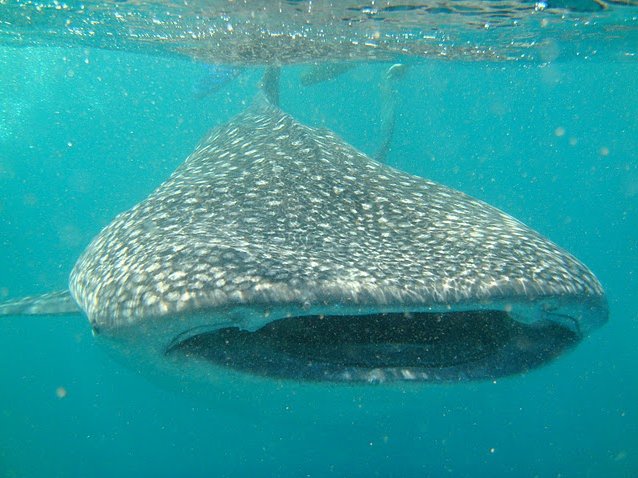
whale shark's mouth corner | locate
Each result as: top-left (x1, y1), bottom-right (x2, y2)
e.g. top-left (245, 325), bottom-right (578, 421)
top-left (164, 305), bottom-right (597, 383)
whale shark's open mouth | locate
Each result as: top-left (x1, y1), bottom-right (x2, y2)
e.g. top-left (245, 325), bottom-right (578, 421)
top-left (166, 310), bottom-right (581, 383)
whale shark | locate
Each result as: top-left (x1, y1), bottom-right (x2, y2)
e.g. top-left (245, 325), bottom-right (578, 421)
top-left (0, 93), bottom-right (607, 383)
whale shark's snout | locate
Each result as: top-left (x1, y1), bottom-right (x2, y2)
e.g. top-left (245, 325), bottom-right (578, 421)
top-left (66, 97), bottom-right (607, 383)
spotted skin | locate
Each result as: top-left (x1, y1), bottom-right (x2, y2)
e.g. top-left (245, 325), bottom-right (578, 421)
top-left (69, 96), bottom-right (604, 336)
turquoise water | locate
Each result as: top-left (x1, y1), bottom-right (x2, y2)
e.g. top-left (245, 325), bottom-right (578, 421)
top-left (0, 33), bottom-right (637, 478)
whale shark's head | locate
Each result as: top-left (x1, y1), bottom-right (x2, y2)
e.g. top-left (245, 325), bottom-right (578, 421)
top-left (70, 98), bottom-right (607, 383)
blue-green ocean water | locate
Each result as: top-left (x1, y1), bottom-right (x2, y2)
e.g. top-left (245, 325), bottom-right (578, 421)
top-left (0, 47), bottom-right (636, 477)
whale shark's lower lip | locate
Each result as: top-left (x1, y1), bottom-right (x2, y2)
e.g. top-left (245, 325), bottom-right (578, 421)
top-left (166, 309), bottom-right (583, 383)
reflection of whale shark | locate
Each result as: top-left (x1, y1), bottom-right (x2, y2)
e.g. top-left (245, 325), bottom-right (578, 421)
top-left (0, 94), bottom-right (607, 384)
top-left (2, 1), bottom-right (633, 65)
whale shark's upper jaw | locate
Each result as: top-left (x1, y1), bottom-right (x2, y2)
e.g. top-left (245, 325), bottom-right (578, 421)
top-left (71, 96), bottom-right (607, 383)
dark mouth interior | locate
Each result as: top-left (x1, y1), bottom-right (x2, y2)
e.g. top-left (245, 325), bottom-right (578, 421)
top-left (166, 310), bottom-right (580, 382)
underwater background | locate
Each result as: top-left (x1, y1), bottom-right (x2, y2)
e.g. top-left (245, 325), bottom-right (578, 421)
top-left (0, 27), bottom-right (637, 478)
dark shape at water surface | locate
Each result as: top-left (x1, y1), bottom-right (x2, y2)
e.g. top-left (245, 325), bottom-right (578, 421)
top-left (1, 0), bottom-right (635, 63)
top-left (0, 95), bottom-right (607, 384)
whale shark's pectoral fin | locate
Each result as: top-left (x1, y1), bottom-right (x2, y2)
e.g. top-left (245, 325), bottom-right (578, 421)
top-left (0, 290), bottom-right (81, 317)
